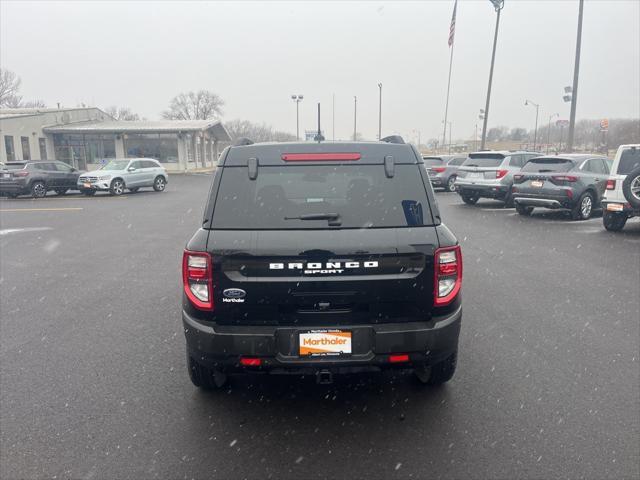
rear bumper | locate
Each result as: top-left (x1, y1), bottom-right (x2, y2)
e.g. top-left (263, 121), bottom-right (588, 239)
top-left (513, 192), bottom-right (573, 209)
top-left (183, 306), bottom-right (462, 373)
top-left (456, 181), bottom-right (509, 199)
top-left (0, 181), bottom-right (27, 195)
top-left (602, 201), bottom-right (639, 216)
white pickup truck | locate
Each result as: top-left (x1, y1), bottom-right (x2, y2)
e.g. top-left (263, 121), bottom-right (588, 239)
top-left (602, 144), bottom-right (640, 231)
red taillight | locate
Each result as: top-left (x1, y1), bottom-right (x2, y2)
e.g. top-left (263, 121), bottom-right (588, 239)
top-left (240, 357), bottom-right (262, 367)
top-left (496, 169), bottom-right (508, 179)
top-left (281, 152), bottom-right (361, 162)
top-left (606, 179), bottom-right (616, 190)
top-left (182, 250), bottom-right (213, 311)
top-left (389, 354), bottom-right (410, 364)
top-left (513, 173), bottom-right (524, 182)
top-left (434, 245), bottom-right (462, 307)
top-left (432, 167), bottom-right (446, 173)
top-left (551, 175), bottom-right (578, 183)
top-left (13, 170), bottom-right (29, 177)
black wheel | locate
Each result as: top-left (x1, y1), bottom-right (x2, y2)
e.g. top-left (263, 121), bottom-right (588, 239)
top-left (109, 178), bottom-right (125, 196)
top-left (571, 191), bottom-right (594, 220)
top-left (187, 352), bottom-right (227, 390)
top-left (81, 189), bottom-right (96, 196)
top-left (516, 203), bottom-right (534, 216)
top-left (153, 176), bottom-right (166, 192)
top-left (129, 187), bottom-right (140, 193)
top-left (54, 188), bottom-right (68, 196)
top-left (446, 176), bottom-right (457, 192)
top-left (603, 211), bottom-right (627, 232)
top-left (503, 190), bottom-right (515, 208)
top-left (30, 181), bottom-right (47, 198)
top-left (622, 166), bottom-right (640, 209)
top-left (460, 192), bottom-right (479, 205)
top-left (414, 351), bottom-right (457, 385)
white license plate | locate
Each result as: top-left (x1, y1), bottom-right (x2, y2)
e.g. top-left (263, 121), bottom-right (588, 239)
top-left (83, 182), bottom-right (92, 188)
top-left (468, 172), bottom-right (482, 179)
top-left (531, 180), bottom-right (544, 188)
top-left (0, 173), bottom-right (8, 178)
top-left (299, 329), bottom-right (352, 357)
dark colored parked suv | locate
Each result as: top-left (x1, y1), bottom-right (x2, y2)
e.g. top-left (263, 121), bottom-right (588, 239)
top-left (182, 139), bottom-right (463, 389)
top-left (0, 161), bottom-right (82, 198)
top-left (512, 154), bottom-right (611, 220)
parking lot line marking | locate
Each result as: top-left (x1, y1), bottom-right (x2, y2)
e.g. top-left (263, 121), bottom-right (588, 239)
top-left (0, 207), bottom-right (83, 212)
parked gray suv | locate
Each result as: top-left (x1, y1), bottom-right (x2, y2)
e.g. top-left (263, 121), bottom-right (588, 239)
top-left (422, 155), bottom-right (467, 192)
top-left (455, 151), bottom-right (540, 206)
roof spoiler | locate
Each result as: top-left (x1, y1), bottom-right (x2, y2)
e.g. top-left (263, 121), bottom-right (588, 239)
top-left (233, 137), bottom-right (254, 146)
top-left (380, 135), bottom-right (405, 144)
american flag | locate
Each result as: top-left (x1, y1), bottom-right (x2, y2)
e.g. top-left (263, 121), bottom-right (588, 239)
top-left (448, 0), bottom-right (457, 47)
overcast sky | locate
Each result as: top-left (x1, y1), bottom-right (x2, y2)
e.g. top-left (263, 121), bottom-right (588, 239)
top-left (1, 0), bottom-right (639, 142)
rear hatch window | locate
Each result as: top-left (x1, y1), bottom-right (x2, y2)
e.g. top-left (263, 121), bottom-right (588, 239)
top-left (521, 158), bottom-right (574, 173)
top-left (462, 153), bottom-right (505, 168)
top-left (3, 163), bottom-right (27, 170)
top-left (212, 164), bottom-right (432, 229)
top-left (617, 148), bottom-right (640, 175)
top-left (422, 157), bottom-right (443, 167)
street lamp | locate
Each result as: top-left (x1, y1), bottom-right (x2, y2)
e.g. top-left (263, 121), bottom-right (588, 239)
top-left (291, 94), bottom-right (304, 140)
top-left (377, 83), bottom-right (383, 140)
top-left (442, 120), bottom-right (452, 154)
top-left (547, 113), bottom-right (559, 153)
top-left (524, 99), bottom-right (540, 151)
top-left (567, 0), bottom-right (585, 152)
top-left (480, 0), bottom-right (505, 150)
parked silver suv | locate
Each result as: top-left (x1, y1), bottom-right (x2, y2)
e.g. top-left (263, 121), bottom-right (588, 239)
top-left (422, 154), bottom-right (468, 192)
top-left (454, 150), bottom-right (540, 206)
top-left (78, 158), bottom-right (168, 196)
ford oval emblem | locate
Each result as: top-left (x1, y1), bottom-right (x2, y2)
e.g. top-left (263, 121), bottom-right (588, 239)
top-left (223, 288), bottom-right (246, 299)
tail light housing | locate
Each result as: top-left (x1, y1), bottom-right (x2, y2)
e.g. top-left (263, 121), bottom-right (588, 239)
top-left (431, 167), bottom-right (447, 173)
top-left (551, 175), bottom-right (578, 185)
top-left (496, 169), bottom-right (509, 179)
top-left (182, 251), bottom-right (213, 311)
top-left (513, 174), bottom-right (524, 183)
top-left (434, 245), bottom-right (462, 307)
top-left (13, 170), bottom-right (29, 177)
top-left (606, 179), bottom-right (616, 190)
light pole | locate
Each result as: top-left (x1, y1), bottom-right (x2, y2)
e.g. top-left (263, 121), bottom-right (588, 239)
top-left (547, 113), bottom-right (559, 153)
top-left (291, 95), bottom-right (304, 141)
top-left (443, 120), bottom-right (452, 154)
top-left (332, 93), bottom-right (335, 141)
top-left (525, 99), bottom-right (540, 151)
top-left (567, 0), bottom-right (584, 152)
top-left (377, 83), bottom-right (383, 140)
top-left (480, 0), bottom-right (505, 150)
top-left (353, 96), bottom-right (357, 141)
top-left (474, 123), bottom-right (478, 151)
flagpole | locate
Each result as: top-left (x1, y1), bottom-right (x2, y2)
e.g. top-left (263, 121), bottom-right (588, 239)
top-left (442, 44), bottom-right (454, 152)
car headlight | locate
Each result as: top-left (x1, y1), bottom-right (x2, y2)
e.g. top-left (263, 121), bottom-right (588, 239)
top-left (98, 175), bottom-right (111, 181)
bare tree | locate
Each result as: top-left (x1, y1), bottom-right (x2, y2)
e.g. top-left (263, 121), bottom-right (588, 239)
top-left (105, 105), bottom-right (140, 121)
top-left (225, 119), bottom-right (295, 143)
top-left (162, 90), bottom-right (224, 120)
top-left (0, 68), bottom-right (22, 107)
top-left (21, 99), bottom-right (47, 108)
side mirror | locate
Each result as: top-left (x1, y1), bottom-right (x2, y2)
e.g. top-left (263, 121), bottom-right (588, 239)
top-left (71, 168), bottom-right (76, 172)
top-left (128, 167), bottom-right (135, 172)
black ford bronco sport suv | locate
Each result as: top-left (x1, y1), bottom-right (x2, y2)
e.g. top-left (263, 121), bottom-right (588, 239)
top-left (182, 139), bottom-right (462, 388)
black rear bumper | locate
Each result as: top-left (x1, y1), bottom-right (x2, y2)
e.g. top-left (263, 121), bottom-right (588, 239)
top-left (183, 306), bottom-right (462, 374)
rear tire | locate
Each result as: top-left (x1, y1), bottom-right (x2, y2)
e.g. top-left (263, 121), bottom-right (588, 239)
top-left (30, 181), bottom-right (46, 198)
top-left (415, 351), bottom-right (457, 385)
top-left (503, 190), bottom-right (515, 208)
top-left (110, 178), bottom-right (125, 196)
top-left (187, 353), bottom-right (227, 390)
top-left (515, 203), bottom-right (534, 216)
top-left (622, 166), bottom-right (640, 208)
top-left (446, 176), bottom-right (457, 192)
top-left (54, 188), bottom-right (68, 196)
top-left (571, 191), bottom-right (594, 220)
top-left (460, 192), bottom-right (479, 205)
top-left (603, 211), bottom-right (627, 231)
top-left (153, 176), bottom-right (166, 192)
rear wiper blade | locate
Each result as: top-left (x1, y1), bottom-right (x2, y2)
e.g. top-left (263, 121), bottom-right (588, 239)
top-left (284, 213), bottom-right (342, 226)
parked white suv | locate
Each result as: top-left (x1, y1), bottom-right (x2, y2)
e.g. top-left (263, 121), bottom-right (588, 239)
top-left (602, 144), bottom-right (640, 231)
top-left (78, 158), bottom-right (168, 196)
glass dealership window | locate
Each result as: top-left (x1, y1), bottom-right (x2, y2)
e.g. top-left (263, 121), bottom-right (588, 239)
top-left (125, 133), bottom-right (179, 163)
top-left (83, 134), bottom-right (116, 164)
top-left (20, 136), bottom-right (31, 160)
top-left (4, 136), bottom-right (15, 161)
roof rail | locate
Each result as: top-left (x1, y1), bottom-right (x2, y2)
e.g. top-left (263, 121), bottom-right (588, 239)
top-left (380, 135), bottom-right (405, 144)
top-left (233, 137), bottom-right (254, 146)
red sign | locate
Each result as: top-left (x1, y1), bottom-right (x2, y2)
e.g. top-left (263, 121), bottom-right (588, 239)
top-left (556, 119), bottom-right (569, 127)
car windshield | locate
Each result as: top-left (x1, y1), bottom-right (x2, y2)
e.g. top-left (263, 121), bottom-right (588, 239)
top-left (521, 158), bottom-right (574, 172)
top-left (617, 148), bottom-right (640, 175)
top-left (462, 154), bottom-right (505, 167)
top-left (99, 160), bottom-right (130, 171)
top-left (422, 158), bottom-right (444, 167)
top-left (212, 164), bottom-right (432, 229)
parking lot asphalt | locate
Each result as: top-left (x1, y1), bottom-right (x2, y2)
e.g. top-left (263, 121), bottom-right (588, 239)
top-left (1, 175), bottom-right (638, 480)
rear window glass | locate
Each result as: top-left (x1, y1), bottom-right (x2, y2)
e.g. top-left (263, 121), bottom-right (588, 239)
top-left (617, 148), bottom-right (640, 175)
top-left (462, 154), bottom-right (505, 168)
top-left (422, 157), bottom-right (443, 167)
top-left (448, 157), bottom-right (466, 166)
top-left (521, 158), bottom-right (574, 173)
top-left (3, 163), bottom-right (26, 170)
top-left (212, 165), bottom-right (432, 229)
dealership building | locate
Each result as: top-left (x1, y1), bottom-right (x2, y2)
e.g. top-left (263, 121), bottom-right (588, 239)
top-left (0, 107), bottom-right (231, 171)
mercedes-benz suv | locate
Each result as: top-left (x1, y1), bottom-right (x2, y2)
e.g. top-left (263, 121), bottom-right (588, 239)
top-left (182, 139), bottom-right (463, 389)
